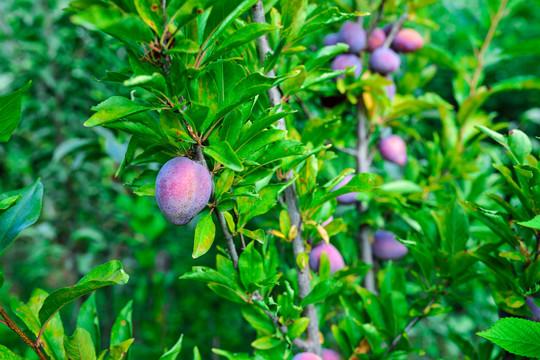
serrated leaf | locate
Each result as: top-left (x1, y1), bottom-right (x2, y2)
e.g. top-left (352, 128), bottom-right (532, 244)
top-left (193, 210), bottom-right (216, 258)
top-left (0, 180), bottom-right (43, 255)
top-left (477, 318), bottom-right (540, 358)
top-left (39, 261), bottom-right (129, 327)
top-left (203, 142), bottom-right (243, 171)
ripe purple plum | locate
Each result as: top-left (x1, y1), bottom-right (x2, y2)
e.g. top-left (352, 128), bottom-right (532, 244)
top-left (378, 135), bottom-right (407, 165)
top-left (293, 353), bottom-right (323, 360)
top-left (369, 48), bottom-right (400, 75)
top-left (309, 242), bottom-right (345, 274)
top-left (372, 231), bottom-right (408, 260)
top-left (367, 28), bottom-right (386, 52)
top-left (331, 54), bottom-right (362, 79)
top-left (331, 174), bottom-right (359, 204)
top-left (155, 157), bottom-right (212, 225)
top-left (382, 23), bottom-right (394, 36)
top-left (324, 33), bottom-right (340, 46)
top-left (385, 75), bottom-right (396, 99)
top-left (392, 29), bottom-right (424, 53)
top-left (322, 349), bottom-right (342, 360)
top-left (338, 21), bottom-right (366, 53)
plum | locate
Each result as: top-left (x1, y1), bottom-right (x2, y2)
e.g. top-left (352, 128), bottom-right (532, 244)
top-left (392, 29), bottom-right (424, 53)
top-left (331, 174), bottom-right (359, 204)
top-left (378, 135), bottom-right (407, 165)
top-left (382, 23), bottom-right (394, 36)
top-left (293, 353), bottom-right (323, 360)
top-left (309, 242), bottom-right (345, 274)
top-left (331, 54), bottom-right (362, 79)
top-left (372, 231), bottom-right (408, 260)
top-left (324, 33), bottom-right (340, 46)
top-left (385, 75), bottom-right (396, 99)
top-left (322, 349), bottom-right (342, 360)
top-left (526, 297), bottom-right (540, 321)
top-left (369, 48), bottom-right (400, 75)
top-left (338, 21), bottom-right (366, 53)
top-left (155, 157), bottom-right (212, 225)
top-left (367, 28), bottom-right (386, 52)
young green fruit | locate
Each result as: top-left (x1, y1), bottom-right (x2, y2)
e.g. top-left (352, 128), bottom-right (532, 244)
top-left (155, 157), bottom-right (212, 225)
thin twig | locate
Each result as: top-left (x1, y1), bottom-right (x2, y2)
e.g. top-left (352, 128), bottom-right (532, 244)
top-left (367, 0), bottom-right (386, 38)
top-left (252, 1), bottom-right (322, 356)
top-left (355, 97), bottom-right (376, 294)
top-left (382, 13), bottom-right (408, 49)
top-left (335, 146), bottom-right (357, 157)
top-left (294, 95), bottom-right (312, 119)
top-left (469, 0), bottom-right (509, 96)
top-left (264, 310), bottom-right (310, 350)
top-left (0, 305), bottom-right (49, 360)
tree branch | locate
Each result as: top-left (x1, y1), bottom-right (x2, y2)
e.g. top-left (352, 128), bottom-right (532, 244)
top-left (367, 0), bottom-right (386, 38)
top-left (252, 1), bottom-right (322, 356)
top-left (0, 305), bottom-right (49, 360)
top-left (382, 13), bottom-right (408, 49)
top-left (355, 97), bottom-right (376, 294)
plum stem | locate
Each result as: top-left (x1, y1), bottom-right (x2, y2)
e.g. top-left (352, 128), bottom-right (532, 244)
top-left (252, 1), bottom-right (322, 356)
top-left (469, 0), bottom-right (509, 96)
top-left (355, 96), bottom-right (376, 294)
top-left (0, 305), bottom-right (49, 360)
top-left (381, 13), bottom-right (408, 49)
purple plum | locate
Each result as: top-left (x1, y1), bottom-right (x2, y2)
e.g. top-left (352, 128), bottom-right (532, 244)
top-left (338, 21), bottom-right (367, 53)
top-left (324, 33), bottom-right (340, 46)
top-left (392, 29), bottom-right (424, 53)
top-left (369, 48), bottom-right (400, 75)
top-left (293, 353), bottom-right (323, 360)
top-left (331, 54), bottom-right (362, 79)
top-left (378, 135), bottom-right (407, 165)
top-left (309, 242), bottom-right (346, 274)
top-left (155, 157), bottom-right (212, 225)
top-left (322, 349), bottom-right (342, 360)
top-left (367, 28), bottom-right (386, 52)
top-left (372, 231), bottom-right (408, 260)
top-left (331, 174), bottom-right (359, 204)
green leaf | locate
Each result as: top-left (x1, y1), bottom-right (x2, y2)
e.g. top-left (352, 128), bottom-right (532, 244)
top-left (64, 328), bottom-right (97, 360)
top-left (77, 294), bottom-right (101, 355)
top-left (236, 130), bottom-right (287, 160)
top-left (110, 301), bottom-right (133, 360)
top-left (11, 289), bottom-right (66, 360)
top-left (312, 173), bottom-right (381, 209)
top-left (0, 272), bottom-right (4, 289)
top-left (287, 317), bottom-right (309, 338)
top-left (39, 261), bottom-right (129, 327)
top-left (300, 279), bottom-right (342, 306)
top-left (241, 306), bottom-right (274, 335)
top-left (0, 179), bottom-right (43, 255)
top-left (193, 210), bottom-right (216, 258)
top-left (203, 142), bottom-right (244, 171)
top-left (477, 318), bottom-right (540, 358)
top-left (208, 23), bottom-right (279, 61)
top-left (504, 38), bottom-right (540, 57)
top-left (518, 215), bottom-right (540, 230)
top-left (238, 242), bottom-right (264, 291)
top-left (214, 170), bottom-right (235, 200)
top-left (251, 336), bottom-right (281, 350)
top-left (280, 0), bottom-right (308, 41)
top-left (179, 266), bottom-right (239, 289)
top-left (159, 335), bottom-right (183, 360)
top-left (85, 97), bottom-right (161, 127)
top-left (305, 43), bottom-right (349, 71)
top-left (0, 81), bottom-right (31, 142)
top-left (107, 339), bottom-right (134, 360)
top-left (134, 0), bottom-right (163, 35)
top-left (0, 345), bottom-right (27, 359)
top-left (0, 194), bottom-right (22, 215)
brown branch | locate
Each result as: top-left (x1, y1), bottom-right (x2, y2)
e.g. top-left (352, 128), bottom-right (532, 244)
top-left (0, 305), bottom-right (49, 360)
top-left (252, 1), bottom-right (322, 356)
top-left (382, 13), bottom-right (408, 49)
top-left (264, 310), bottom-right (311, 350)
top-left (367, 0), bottom-right (386, 38)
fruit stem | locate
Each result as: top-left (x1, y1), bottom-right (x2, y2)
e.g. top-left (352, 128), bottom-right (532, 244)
top-left (381, 13), bottom-right (408, 49)
top-left (367, 0), bottom-right (386, 39)
top-left (0, 305), bottom-right (49, 360)
top-left (252, 1), bottom-right (322, 356)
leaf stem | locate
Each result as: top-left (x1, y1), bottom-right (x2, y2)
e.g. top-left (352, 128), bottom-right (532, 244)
top-left (252, 1), bottom-right (322, 356)
top-left (0, 305), bottom-right (49, 360)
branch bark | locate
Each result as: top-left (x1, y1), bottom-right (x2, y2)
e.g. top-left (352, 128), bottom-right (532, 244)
top-left (382, 13), bottom-right (408, 49)
top-left (0, 305), bottom-right (49, 360)
top-left (252, 1), bottom-right (322, 356)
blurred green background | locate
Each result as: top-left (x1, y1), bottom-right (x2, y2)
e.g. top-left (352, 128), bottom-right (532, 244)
top-left (1, 0), bottom-right (539, 358)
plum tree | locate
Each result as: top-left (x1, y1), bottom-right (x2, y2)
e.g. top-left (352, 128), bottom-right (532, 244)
top-left (372, 231), bottom-right (408, 260)
top-left (378, 134), bottom-right (407, 165)
top-left (155, 157), bottom-right (212, 225)
top-left (367, 28), bottom-right (386, 52)
top-left (331, 54), bottom-right (362, 79)
top-left (324, 33), bottom-right (340, 46)
top-left (338, 21), bottom-right (366, 53)
top-left (293, 353), bottom-right (323, 360)
top-left (331, 174), bottom-right (359, 204)
top-left (369, 48), bottom-right (400, 75)
top-left (322, 349), bottom-right (342, 360)
top-left (309, 242), bottom-right (346, 274)
top-left (392, 28), bottom-right (424, 53)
